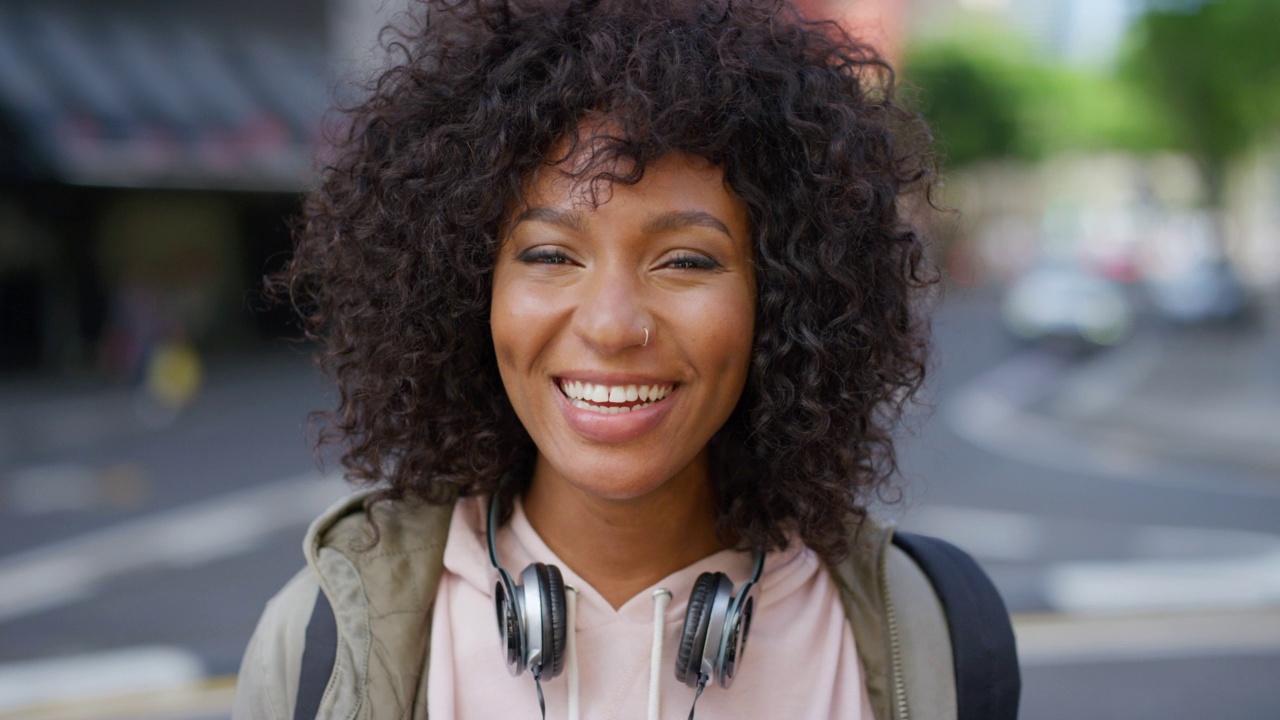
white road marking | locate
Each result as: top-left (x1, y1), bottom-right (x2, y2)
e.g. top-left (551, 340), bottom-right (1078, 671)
top-left (1015, 608), bottom-right (1280, 665)
top-left (899, 505), bottom-right (1045, 561)
top-left (0, 646), bottom-right (204, 712)
top-left (1048, 338), bottom-right (1161, 418)
top-left (946, 350), bottom-right (1158, 481)
top-left (1045, 550), bottom-right (1280, 614)
top-left (898, 504), bottom-right (1280, 613)
top-left (946, 346), bottom-right (1280, 498)
top-left (0, 473), bottom-right (350, 622)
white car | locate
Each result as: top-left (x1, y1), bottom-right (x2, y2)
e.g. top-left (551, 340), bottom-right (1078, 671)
top-left (1002, 261), bottom-right (1135, 346)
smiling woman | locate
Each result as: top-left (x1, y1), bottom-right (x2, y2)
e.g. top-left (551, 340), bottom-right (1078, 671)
top-left (230, 1), bottom-right (1018, 719)
top-left (495, 150), bottom-right (756, 607)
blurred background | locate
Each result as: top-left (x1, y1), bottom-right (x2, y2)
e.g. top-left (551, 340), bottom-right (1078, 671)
top-left (0, 0), bottom-right (1276, 717)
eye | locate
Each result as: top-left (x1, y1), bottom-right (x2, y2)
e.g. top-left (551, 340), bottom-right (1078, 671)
top-left (664, 253), bottom-right (721, 271)
top-left (516, 247), bottom-right (573, 265)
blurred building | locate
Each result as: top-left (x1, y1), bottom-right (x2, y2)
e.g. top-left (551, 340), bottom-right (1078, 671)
top-left (0, 0), bottom-right (331, 374)
top-left (792, 0), bottom-right (908, 61)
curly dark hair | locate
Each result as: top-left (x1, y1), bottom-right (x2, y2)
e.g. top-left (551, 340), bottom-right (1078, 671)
top-left (276, 0), bottom-right (936, 562)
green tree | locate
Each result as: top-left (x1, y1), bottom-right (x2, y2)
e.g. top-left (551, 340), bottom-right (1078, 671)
top-left (1123, 0), bottom-right (1280, 206)
top-left (905, 29), bottom-right (1169, 169)
top-left (903, 34), bottom-right (1032, 168)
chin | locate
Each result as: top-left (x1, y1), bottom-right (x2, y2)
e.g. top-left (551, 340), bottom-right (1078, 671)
top-left (563, 468), bottom-right (673, 502)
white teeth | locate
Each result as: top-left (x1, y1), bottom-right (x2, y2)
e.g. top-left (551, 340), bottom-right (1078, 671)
top-left (559, 379), bottom-right (674, 412)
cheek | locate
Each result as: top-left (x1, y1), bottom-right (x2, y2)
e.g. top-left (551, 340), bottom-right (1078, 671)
top-left (489, 274), bottom-right (528, 390)
top-left (693, 287), bottom-right (755, 388)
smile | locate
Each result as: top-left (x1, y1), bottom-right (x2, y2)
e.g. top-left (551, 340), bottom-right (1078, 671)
top-left (558, 380), bottom-right (675, 415)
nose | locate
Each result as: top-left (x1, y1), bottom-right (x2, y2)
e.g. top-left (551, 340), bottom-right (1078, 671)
top-left (571, 266), bottom-right (649, 355)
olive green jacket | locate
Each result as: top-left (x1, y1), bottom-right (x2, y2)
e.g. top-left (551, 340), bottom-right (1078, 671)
top-left (233, 492), bottom-right (956, 720)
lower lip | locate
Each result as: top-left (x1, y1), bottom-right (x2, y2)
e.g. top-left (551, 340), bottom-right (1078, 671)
top-left (554, 384), bottom-right (677, 443)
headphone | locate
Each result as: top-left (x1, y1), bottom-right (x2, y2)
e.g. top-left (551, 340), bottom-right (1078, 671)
top-left (486, 494), bottom-right (765, 690)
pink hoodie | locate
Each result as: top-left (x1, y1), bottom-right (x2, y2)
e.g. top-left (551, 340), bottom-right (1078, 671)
top-left (427, 495), bottom-right (873, 719)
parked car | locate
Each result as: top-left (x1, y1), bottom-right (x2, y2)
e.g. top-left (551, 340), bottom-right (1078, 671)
top-left (1144, 257), bottom-right (1252, 325)
top-left (1002, 260), bottom-right (1134, 346)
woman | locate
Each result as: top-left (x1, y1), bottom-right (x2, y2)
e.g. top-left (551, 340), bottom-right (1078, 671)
top-left (235, 1), bottom-right (995, 718)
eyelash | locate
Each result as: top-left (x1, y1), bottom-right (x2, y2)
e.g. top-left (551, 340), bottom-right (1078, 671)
top-left (516, 248), bottom-right (572, 265)
top-left (665, 254), bottom-right (720, 271)
top-left (514, 248), bottom-right (720, 271)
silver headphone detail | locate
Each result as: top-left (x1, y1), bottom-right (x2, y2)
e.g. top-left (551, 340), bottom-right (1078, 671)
top-left (488, 496), bottom-right (568, 680)
top-left (486, 495), bottom-right (763, 691)
top-left (674, 552), bottom-right (764, 690)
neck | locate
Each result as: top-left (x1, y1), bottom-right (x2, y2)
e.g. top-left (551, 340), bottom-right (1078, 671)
top-left (521, 454), bottom-right (725, 609)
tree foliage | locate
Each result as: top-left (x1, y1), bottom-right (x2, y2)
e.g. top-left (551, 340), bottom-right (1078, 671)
top-left (1122, 0), bottom-right (1280, 202)
top-left (905, 28), bottom-right (1170, 170)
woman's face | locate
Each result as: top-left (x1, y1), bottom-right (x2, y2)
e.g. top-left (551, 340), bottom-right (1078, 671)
top-left (491, 150), bottom-right (755, 501)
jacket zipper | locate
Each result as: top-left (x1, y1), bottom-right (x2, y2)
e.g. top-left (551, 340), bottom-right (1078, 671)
top-left (879, 531), bottom-right (909, 720)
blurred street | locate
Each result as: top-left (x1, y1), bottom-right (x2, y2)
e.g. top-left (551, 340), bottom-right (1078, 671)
top-left (1, 290), bottom-right (1278, 719)
top-left (0, 0), bottom-right (1278, 717)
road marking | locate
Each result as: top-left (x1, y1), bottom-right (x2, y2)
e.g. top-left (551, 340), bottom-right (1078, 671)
top-left (8, 610), bottom-right (1279, 717)
top-left (0, 473), bottom-right (350, 622)
top-left (0, 646), bottom-right (205, 713)
top-left (897, 503), bottom-right (1280, 613)
top-left (1045, 550), bottom-right (1280, 614)
top-left (1047, 337), bottom-right (1161, 418)
top-left (0, 677), bottom-right (236, 720)
top-left (946, 345), bottom-right (1280, 498)
top-left (899, 505), bottom-right (1045, 561)
top-left (946, 349), bottom-right (1158, 480)
top-left (1015, 608), bottom-right (1280, 665)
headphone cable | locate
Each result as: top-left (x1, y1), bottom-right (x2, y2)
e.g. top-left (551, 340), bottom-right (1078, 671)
top-left (687, 673), bottom-right (708, 720)
top-left (532, 665), bottom-right (547, 720)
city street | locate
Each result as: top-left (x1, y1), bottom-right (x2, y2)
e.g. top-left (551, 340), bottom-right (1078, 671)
top-left (1, 290), bottom-right (1278, 719)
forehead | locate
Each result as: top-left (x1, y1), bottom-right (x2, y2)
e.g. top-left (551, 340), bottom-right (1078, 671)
top-left (523, 150), bottom-right (728, 208)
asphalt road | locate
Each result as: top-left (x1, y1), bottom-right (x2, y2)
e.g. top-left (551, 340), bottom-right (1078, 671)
top-left (1, 290), bottom-right (1278, 719)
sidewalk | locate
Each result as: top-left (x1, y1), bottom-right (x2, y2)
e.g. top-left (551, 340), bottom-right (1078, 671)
top-left (1043, 321), bottom-right (1280, 479)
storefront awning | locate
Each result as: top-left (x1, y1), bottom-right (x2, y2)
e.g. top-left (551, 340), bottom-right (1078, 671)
top-left (0, 5), bottom-right (330, 191)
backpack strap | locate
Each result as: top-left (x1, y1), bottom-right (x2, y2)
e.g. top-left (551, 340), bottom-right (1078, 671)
top-left (891, 532), bottom-right (1021, 720)
top-left (294, 589), bottom-right (338, 720)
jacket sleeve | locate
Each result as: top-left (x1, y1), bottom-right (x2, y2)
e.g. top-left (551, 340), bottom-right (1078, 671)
top-left (233, 567), bottom-right (322, 720)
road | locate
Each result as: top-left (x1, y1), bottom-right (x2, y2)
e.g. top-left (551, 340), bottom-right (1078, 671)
top-left (1, 290), bottom-right (1278, 719)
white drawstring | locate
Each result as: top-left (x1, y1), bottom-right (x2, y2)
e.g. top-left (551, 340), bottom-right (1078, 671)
top-left (566, 586), bottom-right (580, 720)
top-left (563, 585), bottom-right (671, 720)
top-left (649, 588), bottom-right (673, 720)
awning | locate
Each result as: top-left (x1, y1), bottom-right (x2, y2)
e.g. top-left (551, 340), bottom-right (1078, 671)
top-left (0, 4), bottom-right (330, 191)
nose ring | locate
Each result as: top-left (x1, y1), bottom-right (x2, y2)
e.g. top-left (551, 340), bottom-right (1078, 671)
top-left (643, 327), bottom-right (649, 347)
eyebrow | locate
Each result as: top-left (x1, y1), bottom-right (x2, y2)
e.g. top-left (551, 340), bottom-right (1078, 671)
top-left (642, 210), bottom-right (733, 239)
top-left (508, 207), bottom-right (733, 239)
top-left (509, 206), bottom-right (586, 233)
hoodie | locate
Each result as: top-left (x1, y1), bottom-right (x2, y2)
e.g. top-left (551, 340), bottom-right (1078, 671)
top-left (427, 495), bottom-right (874, 719)
top-left (233, 490), bottom-right (959, 720)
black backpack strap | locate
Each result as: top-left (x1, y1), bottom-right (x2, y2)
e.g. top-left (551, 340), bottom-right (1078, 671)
top-left (294, 589), bottom-right (338, 720)
top-left (891, 531), bottom-right (1021, 720)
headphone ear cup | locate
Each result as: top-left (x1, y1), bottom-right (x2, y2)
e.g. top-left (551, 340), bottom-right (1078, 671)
top-left (494, 572), bottom-right (524, 675)
top-left (675, 572), bottom-right (720, 687)
top-left (541, 563), bottom-right (568, 678)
